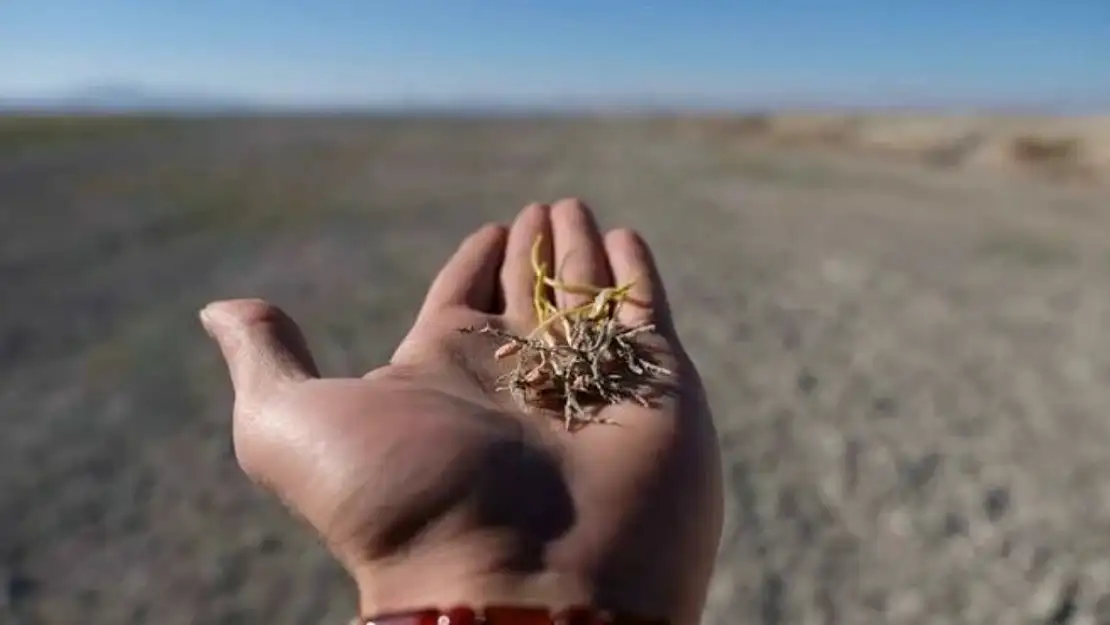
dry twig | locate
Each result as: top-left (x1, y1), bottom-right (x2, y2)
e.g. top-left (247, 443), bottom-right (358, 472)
top-left (461, 235), bottom-right (672, 430)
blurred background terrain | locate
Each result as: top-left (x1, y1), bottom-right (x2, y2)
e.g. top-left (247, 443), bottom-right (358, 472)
top-left (2, 2), bottom-right (1110, 624)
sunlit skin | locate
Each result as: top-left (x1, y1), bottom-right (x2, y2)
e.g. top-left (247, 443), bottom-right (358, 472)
top-left (200, 199), bottom-right (724, 624)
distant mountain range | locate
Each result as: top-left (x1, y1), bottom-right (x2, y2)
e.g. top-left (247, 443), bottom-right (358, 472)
top-left (0, 84), bottom-right (255, 113)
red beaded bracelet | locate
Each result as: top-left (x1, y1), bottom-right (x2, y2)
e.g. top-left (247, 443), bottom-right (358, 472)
top-left (354, 605), bottom-right (667, 625)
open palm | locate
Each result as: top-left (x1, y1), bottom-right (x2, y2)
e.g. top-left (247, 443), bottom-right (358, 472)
top-left (201, 200), bottom-right (723, 624)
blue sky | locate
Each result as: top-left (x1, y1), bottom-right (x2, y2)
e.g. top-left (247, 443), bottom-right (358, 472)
top-left (1, 0), bottom-right (1107, 109)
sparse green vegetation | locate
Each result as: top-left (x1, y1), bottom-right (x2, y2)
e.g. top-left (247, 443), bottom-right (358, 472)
top-left (0, 114), bottom-right (184, 154)
top-left (977, 231), bottom-right (1077, 266)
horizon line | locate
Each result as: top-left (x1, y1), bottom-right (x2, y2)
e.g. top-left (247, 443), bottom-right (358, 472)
top-left (2, 83), bottom-right (1107, 117)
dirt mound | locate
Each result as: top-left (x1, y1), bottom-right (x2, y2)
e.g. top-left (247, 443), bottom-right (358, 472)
top-left (698, 113), bottom-right (1110, 185)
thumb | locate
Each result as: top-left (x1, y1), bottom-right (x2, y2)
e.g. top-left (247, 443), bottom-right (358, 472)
top-left (199, 299), bottom-right (320, 407)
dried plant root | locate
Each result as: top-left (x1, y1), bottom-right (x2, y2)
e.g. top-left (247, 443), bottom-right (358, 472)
top-left (461, 234), bottom-right (672, 430)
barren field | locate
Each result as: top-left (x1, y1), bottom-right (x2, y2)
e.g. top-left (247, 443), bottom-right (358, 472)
top-left (3, 115), bottom-right (1110, 625)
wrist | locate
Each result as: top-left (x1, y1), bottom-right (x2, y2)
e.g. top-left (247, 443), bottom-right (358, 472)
top-left (354, 567), bottom-right (595, 618)
top-left (349, 606), bottom-right (666, 624)
top-left (349, 536), bottom-right (596, 619)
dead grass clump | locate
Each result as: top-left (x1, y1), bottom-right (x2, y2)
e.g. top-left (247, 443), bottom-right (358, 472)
top-left (767, 115), bottom-right (862, 148)
top-left (729, 113), bottom-right (773, 138)
top-left (1010, 135), bottom-right (1079, 163)
top-left (1008, 135), bottom-right (1089, 180)
top-left (462, 235), bottom-right (671, 430)
top-left (919, 132), bottom-right (984, 169)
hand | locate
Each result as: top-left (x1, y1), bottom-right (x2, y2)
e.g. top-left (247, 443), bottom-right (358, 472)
top-left (200, 199), bottom-right (723, 624)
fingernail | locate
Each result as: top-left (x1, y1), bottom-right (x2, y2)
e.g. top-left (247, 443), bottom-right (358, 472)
top-left (198, 306), bottom-right (215, 336)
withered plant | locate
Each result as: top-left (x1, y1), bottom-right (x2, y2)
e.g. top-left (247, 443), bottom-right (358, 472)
top-left (462, 235), bottom-right (672, 430)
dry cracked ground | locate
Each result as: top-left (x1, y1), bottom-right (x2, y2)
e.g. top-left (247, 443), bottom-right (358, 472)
top-left (2, 116), bottom-right (1110, 625)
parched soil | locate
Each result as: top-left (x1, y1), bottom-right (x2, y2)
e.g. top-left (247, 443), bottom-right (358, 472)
top-left (2, 116), bottom-right (1110, 625)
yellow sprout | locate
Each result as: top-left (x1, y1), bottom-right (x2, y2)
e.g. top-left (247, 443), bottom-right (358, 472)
top-left (526, 234), bottom-right (640, 343)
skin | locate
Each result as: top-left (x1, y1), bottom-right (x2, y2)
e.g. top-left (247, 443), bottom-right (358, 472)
top-left (200, 199), bottom-right (724, 624)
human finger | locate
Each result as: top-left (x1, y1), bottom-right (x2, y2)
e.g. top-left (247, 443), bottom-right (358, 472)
top-left (418, 223), bottom-right (507, 316)
top-left (499, 203), bottom-right (552, 322)
top-left (550, 198), bottom-right (612, 309)
top-left (200, 298), bottom-right (320, 412)
top-left (603, 228), bottom-right (675, 333)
